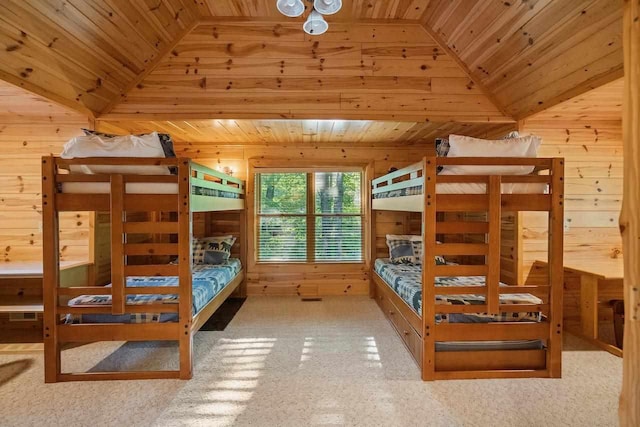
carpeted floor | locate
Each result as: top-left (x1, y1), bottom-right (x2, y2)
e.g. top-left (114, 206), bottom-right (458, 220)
top-left (0, 297), bottom-right (623, 427)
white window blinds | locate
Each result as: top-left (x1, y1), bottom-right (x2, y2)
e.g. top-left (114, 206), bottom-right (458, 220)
top-left (256, 171), bottom-right (363, 262)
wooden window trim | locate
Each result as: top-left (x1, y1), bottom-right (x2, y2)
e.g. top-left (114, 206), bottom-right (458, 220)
top-left (254, 168), bottom-right (364, 264)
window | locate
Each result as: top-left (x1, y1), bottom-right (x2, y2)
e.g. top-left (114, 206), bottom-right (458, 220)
top-left (256, 171), bottom-right (363, 262)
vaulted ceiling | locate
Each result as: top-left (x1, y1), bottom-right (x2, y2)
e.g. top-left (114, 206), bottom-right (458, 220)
top-left (0, 0), bottom-right (624, 136)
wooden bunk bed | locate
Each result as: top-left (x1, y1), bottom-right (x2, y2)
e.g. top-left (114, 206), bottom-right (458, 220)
top-left (41, 156), bottom-right (246, 382)
top-left (370, 156), bottom-right (564, 380)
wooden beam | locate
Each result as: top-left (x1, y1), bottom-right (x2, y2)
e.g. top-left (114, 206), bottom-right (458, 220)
top-left (98, 19), bottom-right (199, 117)
top-left (619, 0), bottom-right (640, 425)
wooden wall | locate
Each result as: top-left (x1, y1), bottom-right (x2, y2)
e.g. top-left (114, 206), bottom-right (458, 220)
top-left (98, 118), bottom-right (520, 296)
top-left (0, 82), bottom-right (91, 263)
top-left (519, 119), bottom-right (623, 275)
top-left (105, 21), bottom-right (511, 123)
top-left (519, 79), bottom-right (624, 331)
top-left (519, 79), bottom-right (624, 281)
top-left (213, 144), bottom-right (427, 297)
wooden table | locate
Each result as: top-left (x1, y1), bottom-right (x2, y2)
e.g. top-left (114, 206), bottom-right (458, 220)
top-left (0, 261), bottom-right (93, 343)
top-left (562, 260), bottom-right (624, 356)
top-left (0, 261), bottom-right (92, 312)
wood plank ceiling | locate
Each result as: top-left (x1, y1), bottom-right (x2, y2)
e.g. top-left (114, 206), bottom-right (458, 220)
top-left (422, 0), bottom-right (623, 119)
top-left (0, 0), bottom-right (200, 117)
top-left (525, 78), bottom-right (623, 123)
top-left (0, 79), bottom-right (86, 123)
top-left (98, 119), bottom-right (515, 145)
top-left (0, 0), bottom-right (625, 141)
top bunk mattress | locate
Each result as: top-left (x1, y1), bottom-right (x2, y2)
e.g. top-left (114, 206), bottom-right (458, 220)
top-left (65, 259), bottom-right (242, 324)
top-left (373, 258), bottom-right (541, 324)
top-left (373, 182), bottom-right (547, 199)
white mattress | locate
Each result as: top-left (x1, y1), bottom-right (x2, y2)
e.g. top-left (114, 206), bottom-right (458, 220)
top-left (436, 182), bottom-right (548, 194)
top-left (61, 182), bottom-right (178, 194)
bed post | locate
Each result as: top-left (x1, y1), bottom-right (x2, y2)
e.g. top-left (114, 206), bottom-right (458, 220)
top-left (422, 156), bottom-right (437, 380)
top-left (367, 162), bottom-right (376, 298)
top-left (178, 159), bottom-right (194, 379)
top-left (42, 156), bottom-right (61, 383)
top-left (110, 174), bottom-right (125, 315)
top-left (547, 158), bottom-right (564, 377)
top-left (487, 176), bottom-right (502, 315)
top-left (239, 208), bottom-right (248, 297)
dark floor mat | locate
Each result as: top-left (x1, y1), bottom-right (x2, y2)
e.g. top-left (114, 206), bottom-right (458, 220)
top-left (198, 297), bottom-right (246, 331)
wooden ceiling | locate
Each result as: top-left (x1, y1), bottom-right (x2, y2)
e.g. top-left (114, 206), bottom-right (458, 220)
top-left (98, 118), bottom-right (514, 146)
top-left (526, 77), bottom-right (623, 123)
top-left (0, 0), bottom-right (625, 129)
top-left (0, 0), bottom-right (199, 117)
top-left (422, 0), bottom-right (623, 119)
top-left (194, 0), bottom-right (432, 20)
top-left (0, 79), bottom-right (86, 123)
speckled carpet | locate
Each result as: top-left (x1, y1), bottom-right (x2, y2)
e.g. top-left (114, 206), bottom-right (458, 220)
top-left (0, 297), bottom-right (623, 427)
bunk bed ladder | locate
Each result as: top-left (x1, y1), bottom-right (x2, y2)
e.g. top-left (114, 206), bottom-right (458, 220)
top-left (178, 159), bottom-right (194, 379)
top-left (421, 157), bottom-right (437, 381)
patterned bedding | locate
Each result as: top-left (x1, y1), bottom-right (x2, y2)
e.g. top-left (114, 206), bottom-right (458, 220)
top-left (373, 186), bottom-right (422, 199)
top-left (374, 258), bottom-right (541, 323)
top-left (193, 186), bottom-right (242, 199)
top-left (66, 259), bottom-right (241, 324)
top-left (373, 183), bottom-right (548, 198)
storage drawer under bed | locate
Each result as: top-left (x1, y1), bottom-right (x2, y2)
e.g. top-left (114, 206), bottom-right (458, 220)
top-left (375, 281), bottom-right (422, 367)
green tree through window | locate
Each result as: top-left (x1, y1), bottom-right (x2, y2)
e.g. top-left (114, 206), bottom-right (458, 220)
top-left (256, 171), bottom-right (363, 262)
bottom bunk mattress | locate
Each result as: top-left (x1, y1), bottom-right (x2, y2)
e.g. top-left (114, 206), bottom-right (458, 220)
top-left (374, 258), bottom-right (541, 323)
top-left (66, 259), bottom-right (241, 324)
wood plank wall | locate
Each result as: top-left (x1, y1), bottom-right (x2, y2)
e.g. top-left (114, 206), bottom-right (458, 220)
top-left (141, 140), bottom-right (434, 297)
top-left (208, 144), bottom-right (428, 297)
top-left (106, 22), bottom-right (511, 123)
top-left (91, 119), bottom-right (514, 297)
top-left (519, 119), bottom-right (623, 276)
top-left (519, 118), bottom-right (623, 330)
top-left (0, 83), bottom-right (91, 263)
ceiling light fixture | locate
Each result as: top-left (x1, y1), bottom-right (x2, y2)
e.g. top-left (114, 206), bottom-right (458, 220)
top-left (277, 0), bottom-right (342, 35)
top-left (276, 0), bottom-right (305, 18)
top-left (313, 0), bottom-right (342, 15)
top-left (303, 10), bottom-right (329, 35)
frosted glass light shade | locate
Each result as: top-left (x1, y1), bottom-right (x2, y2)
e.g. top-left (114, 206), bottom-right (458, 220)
top-left (314, 0), bottom-right (342, 15)
top-left (303, 10), bottom-right (329, 35)
top-left (277, 0), bottom-right (305, 18)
